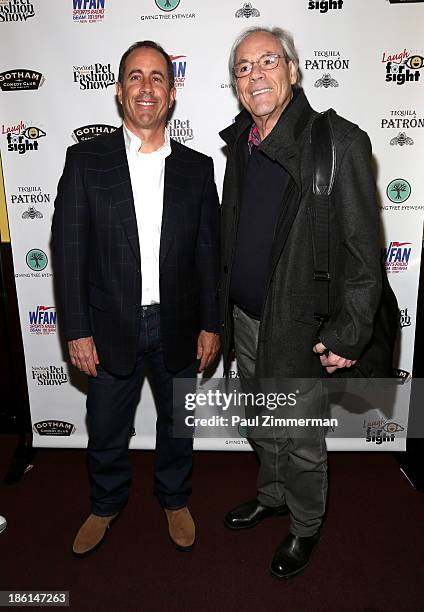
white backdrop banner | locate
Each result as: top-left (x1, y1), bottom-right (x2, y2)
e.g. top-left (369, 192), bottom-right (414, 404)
top-left (1, 0), bottom-right (423, 451)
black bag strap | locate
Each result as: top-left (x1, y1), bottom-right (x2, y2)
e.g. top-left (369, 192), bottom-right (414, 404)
top-left (310, 110), bottom-right (336, 321)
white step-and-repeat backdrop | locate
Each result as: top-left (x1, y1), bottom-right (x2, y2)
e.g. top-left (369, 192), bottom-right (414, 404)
top-left (1, 0), bottom-right (423, 451)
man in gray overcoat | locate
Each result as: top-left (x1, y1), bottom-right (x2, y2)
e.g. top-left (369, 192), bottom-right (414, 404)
top-left (219, 27), bottom-right (382, 578)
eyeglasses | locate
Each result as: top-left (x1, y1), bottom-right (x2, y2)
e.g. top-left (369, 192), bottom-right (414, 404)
top-left (233, 54), bottom-right (286, 78)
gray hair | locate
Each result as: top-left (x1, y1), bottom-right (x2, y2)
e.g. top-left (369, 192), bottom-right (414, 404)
top-left (229, 27), bottom-right (300, 88)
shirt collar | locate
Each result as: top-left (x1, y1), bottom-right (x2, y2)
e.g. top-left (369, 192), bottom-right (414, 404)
top-left (123, 122), bottom-right (171, 158)
top-left (248, 123), bottom-right (261, 153)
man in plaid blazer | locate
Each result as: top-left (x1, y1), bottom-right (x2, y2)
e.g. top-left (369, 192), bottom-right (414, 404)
top-left (52, 41), bottom-right (220, 557)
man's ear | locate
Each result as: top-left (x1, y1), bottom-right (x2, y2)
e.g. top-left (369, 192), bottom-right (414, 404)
top-left (288, 61), bottom-right (298, 86)
top-left (169, 86), bottom-right (176, 109)
top-left (116, 81), bottom-right (122, 105)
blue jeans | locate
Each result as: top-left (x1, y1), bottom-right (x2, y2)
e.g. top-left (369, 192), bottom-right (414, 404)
top-left (86, 305), bottom-right (197, 515)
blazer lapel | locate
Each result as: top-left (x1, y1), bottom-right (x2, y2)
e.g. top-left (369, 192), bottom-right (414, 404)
top-left (160, 144), bottom-right (183, 267)
top-left (106, 128), bottom-right (141, 265)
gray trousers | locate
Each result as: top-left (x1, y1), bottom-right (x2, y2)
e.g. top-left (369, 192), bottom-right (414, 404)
top-left (233, 305), bottom-right (328, 537)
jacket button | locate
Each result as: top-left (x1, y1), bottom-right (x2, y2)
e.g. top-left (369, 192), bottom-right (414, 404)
top-left (224, 265), bottom-right (228, 274)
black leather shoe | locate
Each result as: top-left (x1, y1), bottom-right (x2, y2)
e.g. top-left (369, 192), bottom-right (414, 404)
top-left (224, 499), bottom-right (288, 530)
top-left (270, 532), bottom-right (320, 579)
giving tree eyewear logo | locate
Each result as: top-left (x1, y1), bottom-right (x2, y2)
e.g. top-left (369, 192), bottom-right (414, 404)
top-left (386, 178), bottom-right (411, 203)
top-left (141, 0), bottom-right (194, 20)
top-left (155, 0), bottom-right (180, 10)
top-left (26, 248), bottom-right (47, 270)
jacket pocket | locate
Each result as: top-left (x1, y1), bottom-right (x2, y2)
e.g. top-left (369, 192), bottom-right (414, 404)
top-left (290, 294), bottom-right (322, 327)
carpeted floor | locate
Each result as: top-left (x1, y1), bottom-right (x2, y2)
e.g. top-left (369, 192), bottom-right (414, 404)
top-left (1, 436), bottom-right (423, 612)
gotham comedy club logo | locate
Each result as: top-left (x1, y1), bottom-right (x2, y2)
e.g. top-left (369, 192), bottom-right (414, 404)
top-left (33, 420), bottom-right (76, 436)
top-left (72, 124), bottom-right (117, 143)
top-left (0, 68), bottom-right (44, 91)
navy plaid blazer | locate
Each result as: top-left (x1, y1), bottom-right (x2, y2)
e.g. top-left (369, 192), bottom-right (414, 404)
top-left (52, 127), bottom-right (220, 375)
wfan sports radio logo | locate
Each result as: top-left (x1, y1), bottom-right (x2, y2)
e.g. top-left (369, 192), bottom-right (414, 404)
top-left (73, 0), bottom-right (105, 23)
top-left (5, 125), bottom-right (46, 154)
top-left (28, 305), bottom-right (57, 334)
top-left (32, 365), bottom-right (68, 386)
top-left (73, 63), bottom-right (115, 90)
top-left (235, 2), bottom-right (260, 18)
top-left (304, 50), bottom-right (349, 88)
top-left (0, 0), bottom-right (35, 23)
top-left (0, 68), bottom-right (44, 91)
top-left (382, 48), bottom-right (424, 85)
top-left (170, 55), bottom-right (187, 88)
top-left (382, 241), bottom-right (412, 273)
top-left (141, 1), bottom-right (194, 21)
top-left (72, 124), bottom-right (117, 143)
top-left (308, 0), bottom-right (344, 12)
top-left (33, 420), bottom-right (76, 436)
top-left (168, 118), bottom-right (194, 143)
top-left (364, 419), bottom-right (404, 445)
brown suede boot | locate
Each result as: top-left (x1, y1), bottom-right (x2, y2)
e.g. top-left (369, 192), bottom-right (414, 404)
top-left (164, 507), bottom-right (195, 552)
top-left (72, 512), bottom-right (119, 558)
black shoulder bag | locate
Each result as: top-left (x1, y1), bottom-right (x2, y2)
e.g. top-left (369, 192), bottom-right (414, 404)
top-left (310, 110), bottom-right (399, 377)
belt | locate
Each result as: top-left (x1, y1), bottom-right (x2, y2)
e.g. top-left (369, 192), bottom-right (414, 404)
top-left (139, 304), bottom-right (160, 317)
